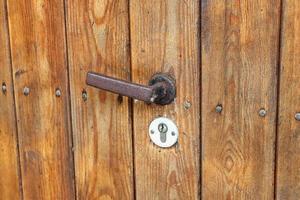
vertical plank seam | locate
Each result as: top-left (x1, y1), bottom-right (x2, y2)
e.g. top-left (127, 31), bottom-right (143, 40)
top-left (62, 0), bottom-right (78, 199)
top-left (127, 0), bottom-right (137, 199)
top-left (4, 1), bottom-right (24, 199)
top-left (199, 0), bottom-right (202, 199)
top-left (274, 0), bottom-right (284, 199)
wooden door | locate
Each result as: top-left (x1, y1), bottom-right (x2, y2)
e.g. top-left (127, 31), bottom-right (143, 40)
top-left (0, 0), bottom-right (300, 200)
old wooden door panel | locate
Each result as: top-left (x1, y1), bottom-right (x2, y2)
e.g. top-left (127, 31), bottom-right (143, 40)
top-left (7, 0), bottom-right (75, 199)
top-left (2, 0), bottom-right (300, 199)
top-left (130, 0), bottom-right (200, 199)
top-left (0, 0), bottom-right (21, 199)
top-left (276, 0), bottom-right (300, 199)
top-left (201, 0), bottom-right (280, 199)
top-left (66, 0), bottom-right (134, 199)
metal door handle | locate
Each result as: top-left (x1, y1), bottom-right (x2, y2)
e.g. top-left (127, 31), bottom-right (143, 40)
top-left (86, 72), bottom-right (176, 105)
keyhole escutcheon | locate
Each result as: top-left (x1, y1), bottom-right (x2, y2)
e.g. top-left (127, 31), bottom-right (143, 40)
top-left (149, 117), bottom-right (179, 148)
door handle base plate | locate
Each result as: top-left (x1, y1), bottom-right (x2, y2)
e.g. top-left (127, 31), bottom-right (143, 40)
top-left (149, 73), bottom-right (176, 105)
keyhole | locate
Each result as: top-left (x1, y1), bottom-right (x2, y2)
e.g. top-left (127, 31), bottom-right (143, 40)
top-left (158, 123), bottom-right (168, 143)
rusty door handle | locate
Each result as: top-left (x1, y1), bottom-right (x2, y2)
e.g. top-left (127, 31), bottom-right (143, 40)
top-left (86, 72), bottom-right (176, 105)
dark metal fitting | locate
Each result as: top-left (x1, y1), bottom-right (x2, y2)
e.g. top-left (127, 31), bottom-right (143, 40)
top-left (86, 72), bottom-right (176, 105)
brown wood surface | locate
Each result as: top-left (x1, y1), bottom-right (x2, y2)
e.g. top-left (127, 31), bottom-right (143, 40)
top-left (201, 0), bottom-right (281, 199)
top-left (7, 0), bottom-right (75, 199)
top-left (0, 0), bottom-right (21, 199)
top-left (66, 0), bottom-right (134, 199)
top-left (276, 0), bottom-right (300, 199)
top-left (1, 1), bottom-right (300, 199)
top-left (130, 0), bottom-right (201, 199)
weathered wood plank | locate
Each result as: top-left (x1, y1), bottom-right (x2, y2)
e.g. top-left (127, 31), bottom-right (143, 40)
top-left (7, 0), bottom-right (75, 199)
top-left (0, 0), bottom-right (21, 199)
top-left (130, 0), bottom-right (200, 199)
top-left (65, 0), bottom-right (134, 199)
top-left (276, 0), bottom-right (300, 199)
top-left (201, 0), bottom-right (281, 199)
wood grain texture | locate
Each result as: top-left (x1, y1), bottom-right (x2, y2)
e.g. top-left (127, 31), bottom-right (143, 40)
top-left (0, 0), bottom-right (21, 199)
top-left (201, 0), bottom-right (280, 199)
top-left (276, 0), bottom-right (300, 199)
top-left (130, 0), bottom-right (200, 199)
top-left (7, 0), bottom-right (75, 199)
top-left (66, 0), bottom-right (134, 199)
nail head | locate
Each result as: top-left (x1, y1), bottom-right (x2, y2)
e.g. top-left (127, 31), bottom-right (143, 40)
top-left (216, 105), bottom-right (223, 113)
top-left (23, 87), bottom-right (30, 96)
top-left (184, 101), bottom-right (192, 110)
top-left (55, 89), bottom-right (61, 97)
top-left (82, 90), bottom-right (88, 101)
top-left (259, 109), bottom-right (267, 117)
top-left (295, 113), bottom-right (300, 121)
top-left (2, 83), bottom-right (7, 94)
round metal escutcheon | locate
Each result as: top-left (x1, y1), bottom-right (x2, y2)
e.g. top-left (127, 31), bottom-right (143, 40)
top-left (149, 117), bottom-right (178, 148)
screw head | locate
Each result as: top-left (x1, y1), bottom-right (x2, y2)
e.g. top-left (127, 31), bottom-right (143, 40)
top-left (259, 109), bottom-right (267, 117)
top-left (55, 88), bottom-right (61, 97)
top-left (158, 123), bottom-right (168, 133)
top-left (295, 113), bottom-right (300, 121)
top-left (23, 87), bottom-right (30, 96)
top-left (2, 83), bottom-right (7, 94)
top-left (216, 105), bottom-right (223, 113)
